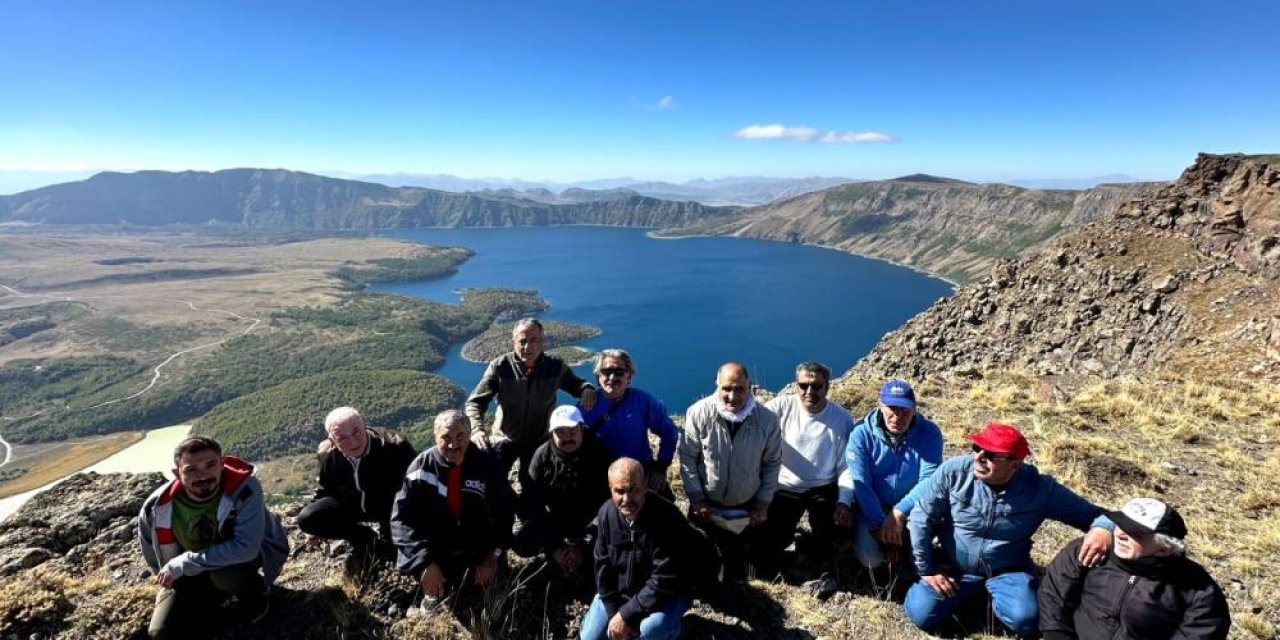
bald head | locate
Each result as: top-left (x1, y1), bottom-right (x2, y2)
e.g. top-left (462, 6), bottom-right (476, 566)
top-left (608, 457), bottom-right (647, 519)
top-left (715, 362), bottom-right (752, 413)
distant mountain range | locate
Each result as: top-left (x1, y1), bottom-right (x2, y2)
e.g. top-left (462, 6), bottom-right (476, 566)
top-left (0, 168), bottom-right (1167, 284)
top-left (0, 169), bottom-right (736, 229)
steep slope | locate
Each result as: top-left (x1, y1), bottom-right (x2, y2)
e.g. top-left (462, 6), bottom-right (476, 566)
top-left (665, 178), bottom-right (1162, 283)
top-left (852, 153), bottom-right (1280, 382)
top-left (0, 169), bottom-right (735, 230)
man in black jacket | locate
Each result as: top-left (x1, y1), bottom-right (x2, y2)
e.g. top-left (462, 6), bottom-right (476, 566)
top-left (391, 409), bottom-right (514, 599)
top-left (516, 405), bottom-right (611, 576)
top-left (1039, 498), bottom-right (1230, 640)
top-left (298, 407), bottom-right (416, 555)
top-left (581, 458), bottom-right (710, 640)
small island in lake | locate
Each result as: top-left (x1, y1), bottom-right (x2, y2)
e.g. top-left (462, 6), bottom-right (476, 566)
top-left (462, 320), bottom-right (602, 363)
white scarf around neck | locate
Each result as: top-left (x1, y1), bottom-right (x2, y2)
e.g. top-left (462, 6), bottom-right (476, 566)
top-left (716, 394), bottom-right (756, 423)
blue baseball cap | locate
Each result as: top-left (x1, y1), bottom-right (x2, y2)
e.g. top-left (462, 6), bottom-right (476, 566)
top-left (878, 379), bottom-right (916, 409)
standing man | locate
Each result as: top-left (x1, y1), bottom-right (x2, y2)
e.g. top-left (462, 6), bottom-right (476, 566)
top-left (391, 409), bottom-right (513, 600)
top-left (904, 423), bottom-right (1113, 638)
top-left (678, 362), bottom-right (782, 584)
top-left (582, 458), bottom-right (709, 640)
top-left (297, 407), bottom-right (416, 564)
top-left (577, 349), bottom-right (679, 497)
top-left (517, 405), bottom-right (612, 576)
top-left (138, 436), bottom-right (289, 639)
top-left (466, 318), bottom-right (597, 489)
top-left (758, 361), bottom-right (856, 563)
top-left (844, 379), bottom-right (944, 570)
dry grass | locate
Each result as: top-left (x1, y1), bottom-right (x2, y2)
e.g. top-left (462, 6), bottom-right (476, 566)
top-left (0, 431), bottom-right (143, 498)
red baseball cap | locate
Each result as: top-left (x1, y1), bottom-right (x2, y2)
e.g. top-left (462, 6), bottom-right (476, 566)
top-left (966, 422), bottom-right (1031, 459)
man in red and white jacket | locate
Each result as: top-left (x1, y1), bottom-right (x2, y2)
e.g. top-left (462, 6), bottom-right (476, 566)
top-left (137, 435), bottom-right (289, 639)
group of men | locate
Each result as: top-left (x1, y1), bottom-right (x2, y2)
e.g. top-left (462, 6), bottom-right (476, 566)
top-left (136, 317), bottom-right (1230, 639)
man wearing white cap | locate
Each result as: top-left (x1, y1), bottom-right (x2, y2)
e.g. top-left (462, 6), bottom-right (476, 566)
top-left (518, 405), bottom-right (612, 576)
top-left (1040, 498), bottom-right (1230, 639)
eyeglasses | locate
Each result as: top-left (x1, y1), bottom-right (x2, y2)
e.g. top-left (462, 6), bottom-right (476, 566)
top-left (797, 382), bottom-right (827, 391)
top-left (599, 368), bottom-right (629, 378)
top-left (971, 444), bottom-right (1016, 462)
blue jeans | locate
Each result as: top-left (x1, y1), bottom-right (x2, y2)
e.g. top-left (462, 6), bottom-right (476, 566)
top-left (903, 572), bottom-right (1038, 638)
top-left (580, 594), bottom-right (689, 640)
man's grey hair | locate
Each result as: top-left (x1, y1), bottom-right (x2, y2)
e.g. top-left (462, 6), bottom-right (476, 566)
top-left (594, 348), bottom-right (635, 376)
top-left (325, 406), bottom-right (363, 431)
top-left (433, 409), bottom-right (468, 435)
top-left (794, 361), bottom-right (831, 383)
top-left (512, 317), bottom-right (544, 334)
top-left (1153, 533), bottom-right (1187, 557)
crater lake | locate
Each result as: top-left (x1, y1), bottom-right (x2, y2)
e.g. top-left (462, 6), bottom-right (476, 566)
top-left (373, 227), bottom-right (954, 411)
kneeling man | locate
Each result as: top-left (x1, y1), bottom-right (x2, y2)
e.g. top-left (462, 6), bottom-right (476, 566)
top-left (391, 409), bottom-right (513, 600)
top-left (582, 458), bottom-right (709, 640)
top-left (138, 435), bottom-right (290, 639)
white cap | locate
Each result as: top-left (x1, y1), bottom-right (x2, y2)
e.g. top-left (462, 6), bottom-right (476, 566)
top-left (549, 405), bottom-right (585, 432)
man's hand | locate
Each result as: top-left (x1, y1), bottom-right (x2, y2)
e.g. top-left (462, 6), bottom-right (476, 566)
top-left (607, 612), bottom-right (636, 640)
top-left (553, 544), bottom-right (585, 574)
top-left (1078, 526), bottom-right (1112, 567)
top-left (156, 566), bottom-right (175, 589)
top-left (474, 551), bottom-right (499, 586)
top-left (749, 506), bottom-right (768, 526)
top-left (921, 573), bottom-right (957, 598)
top-left (420, 562), bottom-right (446, 597)
top-left (580, 387), bottom-right (598, 411)
top-left (833, 503), bottom-right (854, 527)
top-left (690, 501), bottom-right (711, 521)
top-left (879, 509), bottom-right (907, 546)
top-left (471, 430), bottom-right (491, 451)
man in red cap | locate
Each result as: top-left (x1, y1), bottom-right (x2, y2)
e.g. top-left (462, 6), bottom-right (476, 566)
top-left (903, 422), bottom-right (1113, 638)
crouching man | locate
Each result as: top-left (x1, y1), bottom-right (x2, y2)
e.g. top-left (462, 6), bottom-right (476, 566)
top-left (138, 435), bottom-right (290, 639)
top-left (582, 458), bottom-right (713, 640)
top-left (391, 409), bottom-right (513, 601)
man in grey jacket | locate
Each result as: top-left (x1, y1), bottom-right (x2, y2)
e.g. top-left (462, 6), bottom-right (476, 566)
top-left (137, 435), bottom-right (289, 639)
top-left (679, 362), bottom-right (782, 584)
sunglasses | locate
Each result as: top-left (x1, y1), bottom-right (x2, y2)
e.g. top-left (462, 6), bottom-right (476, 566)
top-left (797, 382), bottom-right (827, 391)
top-left (599, 368), bottom-right (629, 378)
top-left (971, 443), bottom-right (1016, 462)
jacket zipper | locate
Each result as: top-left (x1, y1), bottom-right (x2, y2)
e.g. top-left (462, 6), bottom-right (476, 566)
top-left (1112, 574), bottom-right (1138, 640)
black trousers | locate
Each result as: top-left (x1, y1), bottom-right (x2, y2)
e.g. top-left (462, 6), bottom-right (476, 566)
top-left (692, 501), bottom-right (762, 583)
top-left (296, 496), bottom-right (385, 544)
top-left (148, 562), bottom-right (265, 639)
top-left (757, 482), bottom-right (846, 557)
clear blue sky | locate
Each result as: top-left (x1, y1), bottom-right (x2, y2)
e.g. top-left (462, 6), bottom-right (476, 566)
top-left (2, 0), bottom-right (1277, 188)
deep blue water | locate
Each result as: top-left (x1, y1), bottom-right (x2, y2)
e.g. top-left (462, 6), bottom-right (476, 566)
top-left (372, 227), bottom-right (953, 413)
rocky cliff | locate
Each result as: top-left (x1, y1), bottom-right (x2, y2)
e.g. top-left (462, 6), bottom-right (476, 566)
top-left (665, 176), bottom-right (1162, 283)
top-left (0, 169), bottom-right (736, 230)
top-left (852, 154), bottom-right (1280, 382)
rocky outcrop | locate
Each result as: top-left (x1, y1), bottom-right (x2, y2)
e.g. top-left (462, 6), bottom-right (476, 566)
top-left (665, 178), bottom-right (1163, 283)
top-left (852, 154), bottom-right (1280, 382)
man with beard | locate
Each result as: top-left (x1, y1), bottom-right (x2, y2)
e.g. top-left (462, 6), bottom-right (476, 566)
top-left (904, 423), bottom-right (1114, 638)
top-left (577, 349), bottom-right (678, 499)
top-left (844, 379), bottom-right (943, 570)
top-left (678, 362), bottom-right (782, 584)
top-left (138, 436), bottom-right (290, 639)
top-left (391, 409), bottom-right (514, 600)
top-left (466, 318), bottom-right (597, 492)
top-left (517, 405), bottom-right (612, 576)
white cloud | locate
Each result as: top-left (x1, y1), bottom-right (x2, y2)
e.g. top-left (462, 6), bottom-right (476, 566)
top-left (656, 95), bottom-right (674, 110)
top-left (734, 123), bottom-right (897, 144)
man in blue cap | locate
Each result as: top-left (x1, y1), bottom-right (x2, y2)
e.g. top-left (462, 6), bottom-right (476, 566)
top-left (841, 378), bottom-right (944, 571)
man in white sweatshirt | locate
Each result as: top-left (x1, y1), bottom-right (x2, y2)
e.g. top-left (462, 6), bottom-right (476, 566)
top-left (758, 362), bottom-right (855, 566)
